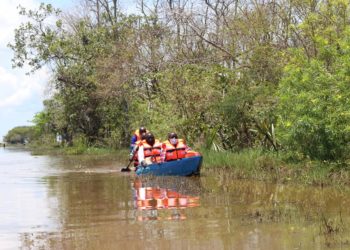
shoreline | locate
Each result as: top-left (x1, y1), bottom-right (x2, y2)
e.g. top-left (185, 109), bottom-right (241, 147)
top-left (6, 143), bottom-right (350, 187)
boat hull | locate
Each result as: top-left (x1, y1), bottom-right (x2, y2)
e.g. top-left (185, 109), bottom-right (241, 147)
top-left (136, 156), bottom-right (202, 176)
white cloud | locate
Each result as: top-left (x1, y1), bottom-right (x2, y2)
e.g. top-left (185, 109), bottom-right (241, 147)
top-left (0, 0), bottom-right (38, 46)
top-left (0, 1), bottom-right (51, 140)
top-left (0, 66), bottom-right (48, 109)
top-left (0, 0), bottom-right (47, 110)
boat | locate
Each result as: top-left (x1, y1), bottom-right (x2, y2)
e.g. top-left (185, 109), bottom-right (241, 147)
top-left (135, 151), bottom-right (202, 176)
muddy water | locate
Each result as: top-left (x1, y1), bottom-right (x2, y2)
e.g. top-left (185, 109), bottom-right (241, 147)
top-left (0, 147), bottom-right (349, 250)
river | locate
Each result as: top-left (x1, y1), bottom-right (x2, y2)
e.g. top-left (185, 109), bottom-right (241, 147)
top-left (0, 146), bottom-right (349, 249)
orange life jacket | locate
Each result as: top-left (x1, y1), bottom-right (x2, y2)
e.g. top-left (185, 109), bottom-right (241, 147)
top-left (162, 139), bottom-right (187, 161)
top-left (133, 129), bottom-right (149, 141)
top-left (142, 140), bottom-right (162, 163)
top-left (184, 150), bottom-right (201, 158)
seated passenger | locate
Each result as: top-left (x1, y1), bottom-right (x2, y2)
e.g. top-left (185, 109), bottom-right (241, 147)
top-left (130, 126), bottom-right (148, 151)
top-left (138, 133), bottom-right (162, 166)
top-left (130, 132), bottom-right (148, 167)
top-left (162, 132), bottom-right (188, 161)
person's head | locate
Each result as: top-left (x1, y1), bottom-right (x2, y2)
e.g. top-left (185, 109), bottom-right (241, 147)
top-left (145, 132), bottom-right (155, 146)
top-left (139, 126), bottom-right (146, 135)
top-left (141, 132), bottom-right (147, 140)
top-left (168, 132), bottom-right (178, 145)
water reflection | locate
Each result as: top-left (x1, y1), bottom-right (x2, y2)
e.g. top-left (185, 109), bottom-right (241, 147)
top-left (132, 177), bottom-right (201, 220)
top-left (1, 147), bottom-right (350, 249)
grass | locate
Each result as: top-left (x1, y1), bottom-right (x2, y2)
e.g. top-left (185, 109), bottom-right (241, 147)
top-left (28, 141), bottom-right (128, 159)
top-left (201, 148), bottom-right (350, 186)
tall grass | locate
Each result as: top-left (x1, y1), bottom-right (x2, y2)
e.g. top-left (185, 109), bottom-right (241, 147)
top-left (201, 148), bottom-right (280, 181)
top-left (202, 148), bottom-right (270, 169)
top-left (201, 148), bottom-right (350, 186)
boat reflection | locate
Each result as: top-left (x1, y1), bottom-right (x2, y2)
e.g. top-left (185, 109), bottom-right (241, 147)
top-left (132, 177), bottom-right (201, 220)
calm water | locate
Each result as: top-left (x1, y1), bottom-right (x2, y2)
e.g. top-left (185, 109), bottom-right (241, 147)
top-left (0, 147), bottom-right (349, 250)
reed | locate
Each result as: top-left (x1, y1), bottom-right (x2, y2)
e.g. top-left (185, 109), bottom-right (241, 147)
top-left (201, 148), bottom-right (268, 169)
top-left (201, 148), bottom-right (350, 186)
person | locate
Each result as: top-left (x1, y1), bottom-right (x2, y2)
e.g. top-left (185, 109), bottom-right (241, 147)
top-left (56, 133), bottom-right (63, 146)
top-left (162, 132), bottom-right (188, 161)
top-left (138, 132), bottom-right (162, 166)
top-left (130, 126), bottom-right (147, 151)
top-left (130, 132), bottom-right (148, 167)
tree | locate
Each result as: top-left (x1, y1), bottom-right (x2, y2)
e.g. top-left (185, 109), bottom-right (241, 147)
top-left (277, 0), bottom-right (350, 161)
top-left (9, 3), bottom-right (116, 145)
top-left (4, 126), bottom-right (36, 144)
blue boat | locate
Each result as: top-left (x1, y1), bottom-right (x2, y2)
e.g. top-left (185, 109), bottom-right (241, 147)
top-left (135, 156), bottom-right (202, 176)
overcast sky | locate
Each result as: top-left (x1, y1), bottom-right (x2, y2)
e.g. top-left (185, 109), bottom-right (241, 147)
top-left (0, 0), bottom-right (137, 142)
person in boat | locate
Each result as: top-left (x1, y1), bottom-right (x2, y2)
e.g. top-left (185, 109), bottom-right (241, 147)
top-left (138, 132), bottom-right (162, 166)
top-left (130, 132), bottom-right (148, 167)
top-left (162, 132), bottom-right (189, 161)
top-left (130, 126), bottom-right (148, 151)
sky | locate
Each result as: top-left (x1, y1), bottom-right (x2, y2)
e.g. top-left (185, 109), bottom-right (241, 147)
top-left (0, 0), bottom-right (72, 142)
top-left (0, 0), bottom-right (137, 142)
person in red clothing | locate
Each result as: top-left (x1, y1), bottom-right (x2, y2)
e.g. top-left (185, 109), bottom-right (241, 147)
top-left (162, 132), bottom-right (189, 161)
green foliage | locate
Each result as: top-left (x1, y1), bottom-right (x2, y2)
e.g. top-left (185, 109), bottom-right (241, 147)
top-left (218, 79), bottom-right (279, 150)
top-left (277, 1), bottom-right (350, 161)
top-left (4, 126), bottom-right (36, 144)
top-left (154, 64), bottom-right (228, 145)
top-left (202, 148), bottom-right (268, 169)
top-left (9, 3), bottom-right (61, 71)
top-left (7, 0), bottom-right (350, 168)
top-left (278, 53), bottom-right (350, 160)
top-left (63, 134), bottom-right (88, 155)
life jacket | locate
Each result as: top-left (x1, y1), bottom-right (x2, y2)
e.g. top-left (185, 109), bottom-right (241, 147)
top-left (184, 150), bottom-right (201, 158)
top-left (162, 139), bottom-right (187, 161)
top-left (141, 140), bottom-right (162, 163)
top-left (133, 129), bottom-right (148, 141)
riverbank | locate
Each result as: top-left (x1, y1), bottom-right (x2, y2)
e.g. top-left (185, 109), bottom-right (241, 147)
top-left (21, 143), bottom-right (350, 186)
top-left (202, 149), bottom-right (350, 187)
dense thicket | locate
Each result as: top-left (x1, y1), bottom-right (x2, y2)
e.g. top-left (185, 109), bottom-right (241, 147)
top-left (8, 0), bottom-right (350, 163)
top-left (4, 126), bottom-right (36, 144)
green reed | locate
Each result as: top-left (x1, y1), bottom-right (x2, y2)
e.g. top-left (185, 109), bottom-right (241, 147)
top-left (201, 148), bottom-right (350, 186)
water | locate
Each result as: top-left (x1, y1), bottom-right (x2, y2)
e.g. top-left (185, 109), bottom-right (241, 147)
top-left (0, 147), bottom-right (349, 249)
